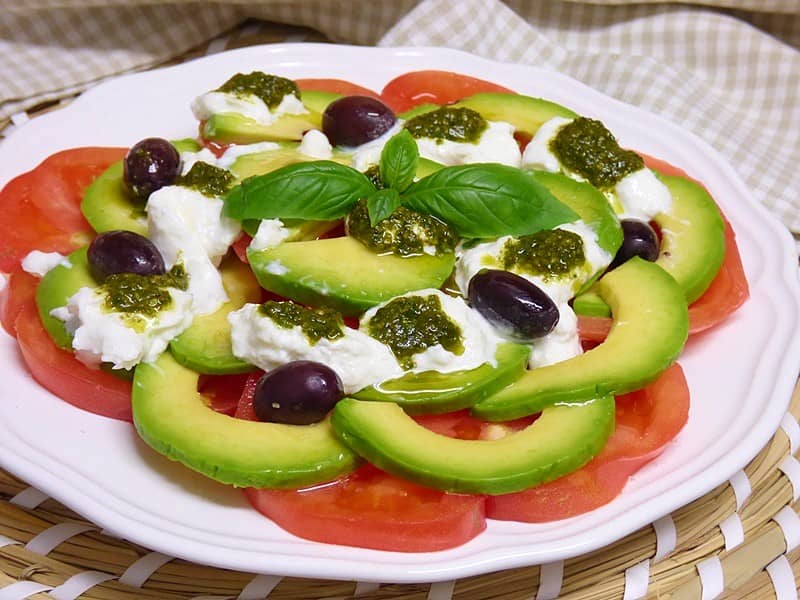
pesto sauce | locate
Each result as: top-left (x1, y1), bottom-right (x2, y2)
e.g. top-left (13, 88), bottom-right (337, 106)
top-left (177, 162), bottom-right (236, 197)
top-left (217, 72), bottom-right (300, 109)
top-left (502, 229), bottom-right (585, 278)
top-left (549, 117), bottom-right (644, 189)
top-left (368, 295), bottom-right (464, 369)
top-left (346, 199), bottom-right (457, 257)
top-left (404, 107), bottom-right (487, 143)
top-left (101, 264), bottom-right (189, 328)
top-left (259, 300), bottom-right (344, 344)
top-left (363, 165), bottom-right (385, 190)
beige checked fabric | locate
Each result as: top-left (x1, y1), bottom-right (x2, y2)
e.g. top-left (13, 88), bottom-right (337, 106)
top-left (0, 0), bottom-right (798, 237)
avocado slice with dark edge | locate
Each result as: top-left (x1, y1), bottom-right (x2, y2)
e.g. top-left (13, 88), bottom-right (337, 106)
top-left (331, 394), bottom-right (614, 495)
top-left (247, 236), bottom-right (456, 316)
top-left (573, 171), bottom-right (726, 317)
top-left (168, 255), bottom-right (260, 374)
top-left (81, 139), bottom-right (200, 236)
top-left (352, 342), bottom-right (530, 414)
top-left (452, 93), bottom-right (577, 136)
top-left (35, 246), bottom-right (94, 348)
top-left (472, 257), bottom-right (688, 421)
top-left (201, 90), bottom-right (338, 145)
top-left (133, 351), bottom-right (359, 488)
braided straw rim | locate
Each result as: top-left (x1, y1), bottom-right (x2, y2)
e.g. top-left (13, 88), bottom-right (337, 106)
top-left (1, 22), bottom-right (798, 600)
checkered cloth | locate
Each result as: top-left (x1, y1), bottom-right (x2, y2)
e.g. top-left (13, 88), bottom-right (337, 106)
top-left (1, 1), bottom-right (798, 238)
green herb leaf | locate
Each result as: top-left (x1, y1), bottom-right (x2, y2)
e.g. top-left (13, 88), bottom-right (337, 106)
top-left (379, 130), bottom-right (419, 192)
top-left (223, 161), bottom-right (374, 221)
top-left (402, 164), bottom-right (579, 238)
top-left (366, 188), bottom-right (402, 226)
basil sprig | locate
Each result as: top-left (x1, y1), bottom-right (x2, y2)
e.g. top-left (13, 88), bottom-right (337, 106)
top-left (379, 129), bottom-right (418, 192)
top-left (402, 164), bottom-right (578, 238)
top-left (223, 161), bottom-right (373, 221)
top-left (366, 188), bottom-right (402, 226)
top-left (223, 133), bottom-right (578, 238)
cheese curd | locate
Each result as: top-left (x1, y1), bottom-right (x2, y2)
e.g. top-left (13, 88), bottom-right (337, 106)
top-left (298, 129), bottom-right (333, 159)
top-left (228, 303), bottom-right (403, 394)
top-left (522, 116), bottom-right (672, 220)
top-left (361, 289), bottom-right (502, 374)
top-left (191, 91), bottom-right (308, 127)
top-left (51, 285), bottom-right (194, 370)
top-left (146, 183), bottom-right (240, 315)
top-left (248, 219), bottom-right (290, 252)
top-left (415, 120), bottom-right (521, 167)
top-left (455, 221), bottom-right (611, 305)
top-left (528, 302), bottom-right (582, 368)
top-left (350, 122), bottom-right (403, 171)
top-left (21, 251), bottom-right (70, 277)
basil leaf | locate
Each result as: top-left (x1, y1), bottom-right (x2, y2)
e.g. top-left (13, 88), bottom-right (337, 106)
top-left (223, 161), bottom-right (374, 221)
top-left (403, 164), bottom-right (579, 238)
top-left (367, 188), bottom-right (402, 226)
top-left (379, 130), bottom-right (418, 192)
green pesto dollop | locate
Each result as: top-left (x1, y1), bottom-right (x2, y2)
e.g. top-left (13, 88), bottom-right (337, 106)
top-left (367, 295), bottom-right (464, 369)
top-left (101, 264), bottom-right (189, 328)
top-left (404, 107), bottom-right (488, 143)
top-left (549, 117), bottom-right (644, 190)
top-left (177, 162), bottom-right (236, 197)
top-left (363, 164), bottom-right (385, 190)
top-left (217, 72), bottom-right (300, 110)
top-left (502, 229), bottom-right (585, 278)
top-left (259, 300), bottom-right (344, 345)
top-left (346, 199), bottom-right (457, 257)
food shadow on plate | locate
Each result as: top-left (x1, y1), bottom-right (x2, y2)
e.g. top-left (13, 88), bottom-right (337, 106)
top-left (129, 429), bottom-right (248, 509)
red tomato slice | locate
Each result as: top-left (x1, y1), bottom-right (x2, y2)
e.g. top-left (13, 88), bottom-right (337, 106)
top-left (486, 363), bottom-right (689, 522)
top-left (244, 465), bottom-right (486, 552)
top-left (380, 70), bottom-right (515, 113)
top-left (0, 147), bottom-right (127, 273)
top-left (231, 234), bottom-right (251, 264)
top-left (0, 268), bottom-right (38, 337)
top-left (296, 78), bottom-right (381, 99)
top-left (235, 375), bottom-right (486, 552)
top-left (14, 301), bottom-right (133, 422)
top-left (198, 372), bottom-right (254, 416)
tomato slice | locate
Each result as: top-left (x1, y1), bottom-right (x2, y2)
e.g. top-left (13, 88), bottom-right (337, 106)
top-left (198, 372), bottom-right (254, 416)
top-left (380, 70), bottom-right (515, 113)
top-left (0, 147), bottom-right (127, 273)
top-left (0, 268), bottom-right (38, 337)
top-left (236, 375), bottom-right (486, 552)
top-left (14, 301), bottom-right (133, 422)
top-left (296, 78), bottom-right (381, 99)
top-left (486, 363), bottom-right (689, 522)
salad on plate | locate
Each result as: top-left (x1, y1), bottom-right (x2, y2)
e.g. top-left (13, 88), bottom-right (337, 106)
top-left (0, 68), bottom-right (749, 552)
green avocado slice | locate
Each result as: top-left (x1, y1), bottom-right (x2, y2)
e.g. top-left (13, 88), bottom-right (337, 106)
top-left (203, 113), bottom-right (318, 145)
top-left (573, 171), bottom-right (726, 317)
top-left (331, 394), bottom-right (614, 495)
top-left (133, 351), bottom-right (359, 488)
top-left (452, 92), bottom-right (577, 136)
top-left (81, 138), bottom-right (200, 236)
top-left (247, 236), bottom-right (456, 316)
top-left (168, 255), bottom-right (260, 374)
top-left (35, 246), bottom-right (94, 349)
top-left (352, 342), bottom-right (530, 414)
top-left (472, 257), bottom-right (688, 421)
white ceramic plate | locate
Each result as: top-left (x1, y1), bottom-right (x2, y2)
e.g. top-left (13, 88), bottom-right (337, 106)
top-left (1, 44), bottom-right (799, 584)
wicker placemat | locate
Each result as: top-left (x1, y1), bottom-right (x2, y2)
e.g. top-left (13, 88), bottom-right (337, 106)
top-left (1, 21), bottom-right (799, 600)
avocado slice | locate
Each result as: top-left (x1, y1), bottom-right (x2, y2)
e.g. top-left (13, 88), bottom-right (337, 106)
top-left (352, 342), bottom-right (530, 414)
top-left (472, 257), bottom-right (688, 421)
top-left (81, 138), bottom-right (200, 236)
top-left (453, 93), bottom-right (578, 136)
top-left (573, 171), bottom-right (726, 317)
top-left (133, 351), bottom-right (359, 488)
top-left (247, 236), bottom-right (456, 316)
top-left (35, 246), bottom-right (94, 348)
top-left (168, 255), bottom-right (260, 374)
top-left (331, 394), bottom-right (614, 495)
